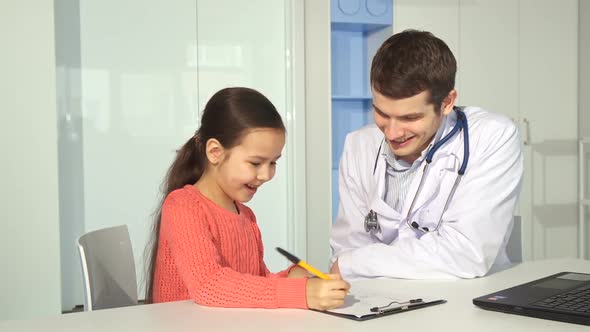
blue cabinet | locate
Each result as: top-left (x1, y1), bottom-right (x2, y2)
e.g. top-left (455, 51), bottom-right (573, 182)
top-left (331, 0), bottom-right (393, 220)
top-left (332, 0), bottom-right (392, 28)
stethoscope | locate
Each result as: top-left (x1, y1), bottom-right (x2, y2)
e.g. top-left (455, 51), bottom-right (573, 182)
top-left (364, 107), bottom-right (470, 234)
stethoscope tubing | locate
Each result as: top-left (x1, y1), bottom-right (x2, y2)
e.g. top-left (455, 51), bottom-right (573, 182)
top-left (366, 108), bottom-right (469, 234)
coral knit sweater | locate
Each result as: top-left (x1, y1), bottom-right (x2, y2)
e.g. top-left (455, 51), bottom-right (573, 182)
top-left (152, 185), bottom-right (308, 308)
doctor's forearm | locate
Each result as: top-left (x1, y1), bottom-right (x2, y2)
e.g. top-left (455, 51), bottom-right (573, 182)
top-left (337, 238), bottom-right (491, 279)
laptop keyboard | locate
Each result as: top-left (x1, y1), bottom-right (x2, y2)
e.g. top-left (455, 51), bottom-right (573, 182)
top-left (532, 284), bottom-right (590, 313)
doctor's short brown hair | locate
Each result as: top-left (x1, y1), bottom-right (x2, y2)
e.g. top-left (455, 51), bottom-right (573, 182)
top-left (370, 29), bottom-right (457, 113)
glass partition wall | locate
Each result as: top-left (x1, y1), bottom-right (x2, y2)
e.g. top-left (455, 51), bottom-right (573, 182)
top-left (56, 0), bottom-right (305, 311)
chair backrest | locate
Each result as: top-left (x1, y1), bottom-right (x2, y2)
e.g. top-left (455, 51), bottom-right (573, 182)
top-left (77, 225), bottom-right (138, 311)
top-left (506, 215), bottom-right (523, 263)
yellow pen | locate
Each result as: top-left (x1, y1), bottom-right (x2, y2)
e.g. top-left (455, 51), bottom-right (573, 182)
top-left (276, 247), bottom-right (331, 280)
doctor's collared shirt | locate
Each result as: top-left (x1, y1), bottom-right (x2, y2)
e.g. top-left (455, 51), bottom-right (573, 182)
top-left (382, 115), bottom-right (450, 212)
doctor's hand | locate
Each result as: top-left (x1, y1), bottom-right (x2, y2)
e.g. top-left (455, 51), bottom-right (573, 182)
top-left (306, 274), bottom-right (350, 311)
top-left (330, 259), bottom-right (341, 275)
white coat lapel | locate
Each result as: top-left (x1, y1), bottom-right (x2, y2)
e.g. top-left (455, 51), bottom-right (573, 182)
top-left (404, 142), bottom-right (463, 232)
top-left (401, 112), bottom-right (463, 229)
top-left (411, 151), bottom-right (459, 211)
top-left (368, 154), bottom-right (402, 244)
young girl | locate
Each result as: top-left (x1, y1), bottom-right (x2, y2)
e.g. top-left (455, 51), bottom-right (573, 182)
top-left (145, 87), bottom-right (349, 310)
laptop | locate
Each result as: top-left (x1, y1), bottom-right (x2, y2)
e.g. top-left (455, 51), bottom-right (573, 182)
top-left (473, 272), bottom-right (590, 326)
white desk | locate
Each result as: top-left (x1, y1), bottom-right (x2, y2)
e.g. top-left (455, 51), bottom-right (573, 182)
top-left (2, 259), bottom-right (590, 332)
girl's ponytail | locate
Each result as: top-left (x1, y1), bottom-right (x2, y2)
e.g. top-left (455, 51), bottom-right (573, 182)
top-left (164, 132), bottom-right (206, 195)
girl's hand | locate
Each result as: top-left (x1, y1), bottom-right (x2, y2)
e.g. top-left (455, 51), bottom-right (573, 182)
top-left (306, 274), bottom-right (350, 311)
top-left (287, 266), bottom-right (310, 278)
top-left (330, 259), bottom-right (340, 274)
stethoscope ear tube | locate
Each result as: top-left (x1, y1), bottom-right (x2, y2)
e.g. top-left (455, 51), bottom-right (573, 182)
top-left (457, 110), bottom-right (469, 175)
top-left (373, 138), bottom-right (384, 176)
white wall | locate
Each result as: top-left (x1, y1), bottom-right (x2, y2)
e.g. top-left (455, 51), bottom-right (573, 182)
top-left (582, 0), bottom-right (590, 138)
top-left (580, 0), bottom-right (590, 256)
top-left (304, 0), bottom-right (332, 270)
top-left (519, 0), bottom-right (579, 260)
top-left (0, 0), bottom-right (62, 319)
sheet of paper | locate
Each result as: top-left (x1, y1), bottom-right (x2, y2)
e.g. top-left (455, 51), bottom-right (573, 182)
top-left (327, 280), bottom-right (432, 318)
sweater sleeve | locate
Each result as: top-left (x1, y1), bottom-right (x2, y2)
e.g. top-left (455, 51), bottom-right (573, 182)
top-left (161, 195), bottom-right (308, 309)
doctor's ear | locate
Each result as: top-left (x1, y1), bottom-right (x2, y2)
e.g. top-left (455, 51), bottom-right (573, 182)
top-left (440, 89), bottom-right (458, 116)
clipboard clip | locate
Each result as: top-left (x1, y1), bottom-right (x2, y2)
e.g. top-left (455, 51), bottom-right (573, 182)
top-left (370, 298), bottom-right (424, 314)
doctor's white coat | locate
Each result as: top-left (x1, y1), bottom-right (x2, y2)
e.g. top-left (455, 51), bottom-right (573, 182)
top-left (330, 107), bottom-right (523, 279)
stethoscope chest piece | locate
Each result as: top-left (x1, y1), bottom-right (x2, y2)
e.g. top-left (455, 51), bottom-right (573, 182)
top-left (364, 210), bottom-right (380, 233)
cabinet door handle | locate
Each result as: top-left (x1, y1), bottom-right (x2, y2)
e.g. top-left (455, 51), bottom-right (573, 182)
top-left (522, 118), bottom-right (530, 146)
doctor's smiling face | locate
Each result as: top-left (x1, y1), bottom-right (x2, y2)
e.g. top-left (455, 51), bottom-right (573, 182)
top-left (370, 30), bottom-right (458, 164)
top-left (372, 88), bottom-right (457, 164)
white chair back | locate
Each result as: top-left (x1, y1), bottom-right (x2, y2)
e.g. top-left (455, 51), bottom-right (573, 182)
top-left (77, 225), bottom-right (138, 311)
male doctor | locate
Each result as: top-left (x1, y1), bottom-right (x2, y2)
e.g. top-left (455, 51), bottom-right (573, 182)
top-left (330, 30), bottom-right (523, 279)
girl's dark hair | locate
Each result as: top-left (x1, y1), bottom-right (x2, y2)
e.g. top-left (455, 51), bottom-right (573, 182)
top-left (370, 29), bottom-right (457, 112)
top-left (144, 87), bottom-right (285, 303)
